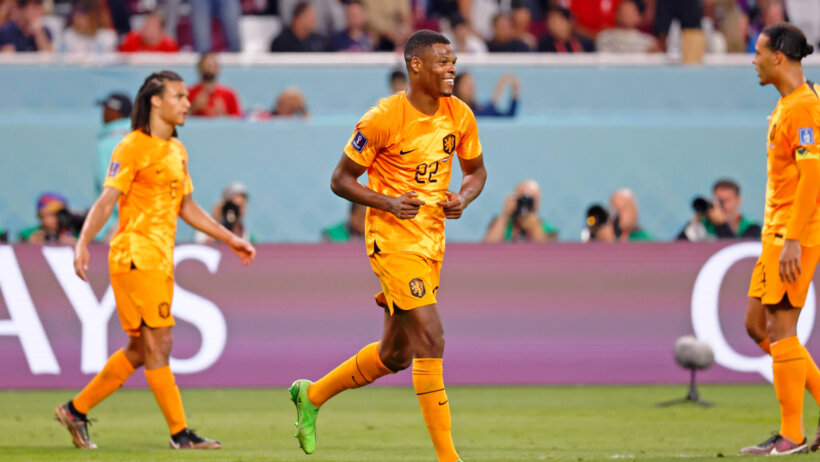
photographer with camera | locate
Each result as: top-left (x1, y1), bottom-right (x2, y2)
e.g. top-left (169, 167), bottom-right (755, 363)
top-left (194, 182), bottom-right (256, 244)
top-left (677, 179), bottom-right (762, 241)
top-left (18, 192), bottom-right (83, 244)
top-left (581, 204), bottom-right (616, 242)
top-left (484, 180), bottom-right (558, 243)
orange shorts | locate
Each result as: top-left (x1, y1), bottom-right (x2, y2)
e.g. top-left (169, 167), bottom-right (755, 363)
top-left (369, 252), bottom-right (441, 315)
top-left (748, 242), bottom-right (820, 307)
top-left (110, 269), bottom-right (175, 337)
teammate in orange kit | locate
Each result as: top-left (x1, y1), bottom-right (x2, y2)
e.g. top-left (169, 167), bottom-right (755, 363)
top-left (54, 71), bottom-right (255, 450)
top-left (289, 30), bottom-right (486, 462)
top-left (740, 23), bottom-right (820, 455)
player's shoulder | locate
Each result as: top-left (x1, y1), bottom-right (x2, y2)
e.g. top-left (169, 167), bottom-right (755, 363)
top-left (115, 130), bottom-right (146, 153)
top-left (784, 86), bottom-right (820, 120)
top-left (444, 95), bottom-right (477, 120)
top-left (359, 93), bottom-right (403, 129)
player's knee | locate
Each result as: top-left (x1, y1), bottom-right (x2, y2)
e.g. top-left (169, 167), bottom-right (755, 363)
top-left (145, 333), bottom-right (174, 358)
top-left (379, 348), bottom-right (413, 372)
top-left (744, 319), bottom-right (765, 343)
top-left (417, 330), bottom-right (445, 357)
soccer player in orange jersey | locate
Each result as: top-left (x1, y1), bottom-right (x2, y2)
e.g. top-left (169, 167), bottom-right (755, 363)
top-left (54, 71), bottom-right (256, 450)
top-left (289, 30), bottom-right (487, 462)
top-left (739, 23), bottom-right (820, 455)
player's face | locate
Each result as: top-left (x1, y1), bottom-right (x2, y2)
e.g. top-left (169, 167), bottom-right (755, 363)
top-left (753, 34), bottom-right (776, 86)
top-left (156, 81), bottom-right (190, 127)
top-left (423, 44), bottom-right (457, 97)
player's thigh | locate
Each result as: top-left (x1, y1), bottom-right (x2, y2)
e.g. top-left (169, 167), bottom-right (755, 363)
top-left (369, 253), bottom-right (440, 314)
top-left (110, 270), bottom-right (175, 335)
top-left (779, 245), bottom-right (820, 309)
top-left (379, 309), bottom-right (413, 370)
top-left (396, 303), bottom-right (445, 357)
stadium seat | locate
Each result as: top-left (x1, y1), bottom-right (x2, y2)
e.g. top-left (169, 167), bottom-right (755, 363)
top-left (239, 16), bottom-right (281, 53)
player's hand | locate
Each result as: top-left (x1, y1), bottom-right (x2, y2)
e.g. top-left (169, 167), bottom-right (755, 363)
top-left (501, 194), bottom-right (516, 218)
top-left (389, 191), bottom-right (425, 219)
top-left (779, 239), bottom-right (802, 284)
top-left (437, 190), bottom-right (466, 219)
top-left (228, 236), bottom-right (256, 266)
top-left (74, 243), bottom-right (90, 282)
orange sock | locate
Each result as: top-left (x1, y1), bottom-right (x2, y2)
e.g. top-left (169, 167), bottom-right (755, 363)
top-left (145, 366), bottom-right (187, 435)
top-left (72, 349), bottom-right (135, 414)
top-left (758, 339), bottom-right (820, 406)
top-left (771, 336), bottom-right (806, 443)
top-left (758, 339), bottom-right (771, 354)
top-left (307, 341), bottom-right (394, 408)
top-left (413, 358), bottom-right (459, 462)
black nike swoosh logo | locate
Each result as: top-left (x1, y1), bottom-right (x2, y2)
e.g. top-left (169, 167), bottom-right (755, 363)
top-left (400, 149), bottom-right (417, 155)
top-left (438, 400), bottom-right (448, 406)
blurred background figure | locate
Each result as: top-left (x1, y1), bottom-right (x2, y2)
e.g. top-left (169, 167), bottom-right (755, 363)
top-left (443, 12), bottom-right (487, 54)
top-left (538, 6), bottom-right (595, 53)
top-left (511, 0), bottom-right (537, 49)
top-left (270, 1), bottom-right (326, 52)
top-left (454, 72), bottom-right (520, 118)
top-left (118, 11), bottom-right (179, 52)
top-left (596, 0), bottom-right (660, 53)
top-left (484, 180), bottom-right (558, 243)
top-left (189, 53), bottom-right (243, 117)
top-left (190, 0), bottom-right (241, 52)
top-left (677, 178), bottom-right (761, 241)
top-left (653, 0), bottom-right (705, 62)
top-left (271, 86), bottom-right (308, 117)
top-left (18, 192), bottom-right (82, 244)
top-left (610, 188), bottom-right (652, 242)
top-left (95, 92), bottom-right (131, 242)
top-left (388, 69), bottom-right (407, 93)
top-left (278, 0), bottom-right (344, 37)
top-left (581, 204), bottom-right (615, 242)
top-left (60, 0), bottom-right (116, 54)
top-left (322, 202), bottom-right (366, 242)
top-left (327, 0), bottom-right (372, 52)
top-left (0, 0), bottom-right (52, 52)
top-left (487, 12), bottom-right (531, 52)
top-left (360, 0), bottom-right (411, 52)
top-left (195, 182), bottom-right (256, 244)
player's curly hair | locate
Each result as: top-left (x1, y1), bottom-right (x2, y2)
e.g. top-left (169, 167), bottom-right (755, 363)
top-left (762, 22), bottom-right (814, 62)
top-left (131, 70), bottom-right (184, 136)
top-left (403, 30), bottom-right (451, 68)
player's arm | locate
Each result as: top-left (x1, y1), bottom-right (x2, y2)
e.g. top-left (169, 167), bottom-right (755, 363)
top-left (780, 153), bottom-right (820, 283)
top-left (74, 187), bottom-right (121, 281)
top-left (330, 155), bottom-right (425, 219)
top-left (437, 155), bottom-right (487, 219)
top-left (178, 194), bottom-right (256, 265)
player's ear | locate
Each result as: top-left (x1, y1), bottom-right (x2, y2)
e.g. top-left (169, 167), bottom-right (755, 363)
top-left (410, 55), bottom-right (422, 74)
top-left (150, 93), bottom-right (162, 108)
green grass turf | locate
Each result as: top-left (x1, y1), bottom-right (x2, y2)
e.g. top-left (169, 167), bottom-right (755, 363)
top-left (0, 384), bottom-right (817, 461)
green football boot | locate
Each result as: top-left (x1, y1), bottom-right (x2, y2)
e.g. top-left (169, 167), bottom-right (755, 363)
top-left (289, 379), bottom-right (319, 454)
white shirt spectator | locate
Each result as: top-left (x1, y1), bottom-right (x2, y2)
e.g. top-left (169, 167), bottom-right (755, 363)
top-left (61, 27), bottom-right (117, 53)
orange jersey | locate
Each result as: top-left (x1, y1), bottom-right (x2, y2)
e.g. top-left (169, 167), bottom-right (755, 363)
top-left (344, 92), bottom-right (482, 260)
top-left (763, 82), bottom-right (820, 246)
top-left (103, 130), bottom-right (193, 275)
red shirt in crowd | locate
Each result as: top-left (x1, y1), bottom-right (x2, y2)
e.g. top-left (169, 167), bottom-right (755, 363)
top-left (118, 32), bottom-right (180, 52)
top-left (568, 0), bottom-right (623, 38)
top-left (188, 83), bottom-right (243, 117)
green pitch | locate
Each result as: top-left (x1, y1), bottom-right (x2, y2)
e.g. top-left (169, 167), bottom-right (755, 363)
top-left (0, 384), bottom-right (816, 461)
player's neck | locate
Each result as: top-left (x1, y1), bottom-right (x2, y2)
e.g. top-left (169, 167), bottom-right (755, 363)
top-left (405, 88), bottom-right (440, 116)
top-left (774, 67), bottom-right (805, 98)
top-left (149, 113), bottom-right (174, 140)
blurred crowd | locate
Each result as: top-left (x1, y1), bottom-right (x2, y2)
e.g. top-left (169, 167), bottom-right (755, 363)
top-left (1, 0), bottom-right (817, 59)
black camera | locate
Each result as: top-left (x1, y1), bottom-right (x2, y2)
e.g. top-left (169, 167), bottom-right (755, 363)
top-left (220, 200), bottom-right (241, 230)
top-left (513, 194), bottom-right (535, 218)
top-left (692, 196), bottom-right (713, 214)
top-left (56, 208), bottom-right (86, 236)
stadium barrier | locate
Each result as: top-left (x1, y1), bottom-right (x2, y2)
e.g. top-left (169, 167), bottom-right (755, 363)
top-left (2, 242), bottom-right (816, 389)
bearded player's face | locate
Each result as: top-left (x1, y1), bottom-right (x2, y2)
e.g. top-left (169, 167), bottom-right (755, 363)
top-left (154, 81), bottom-right (190, 126)
top-left (421, 44), bottom-right (457, 97)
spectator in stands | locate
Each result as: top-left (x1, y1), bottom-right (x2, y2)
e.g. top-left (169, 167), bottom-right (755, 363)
top-left (365, 0), bottom-right (413, 52)
top-left (195, 182), bottom-right (256, 244)
top-left (61, 0), bottom-right (117, 54)
top-left (0, 0), bottom-right (53, 52)
top-left (0, 0), bottom-right (14, 25)
top-left (0, 223), bottom-right (7, 243)
top-left (327, 0), bottom-right (372, 52)
top-left (322, 202), bottom-right (366, 242)
top-left (581, 204), bottom-right (616, 242)
top-left (610, 188), bottom-right (652, 241)
top-left (454, 72), bottom-right (520, 117)
top-left (19, 192), bottom-right (80, 244)
top-left (746, 0), bottom-right (786, 53)
top-left (538, 6), bottom-right (595, 52)
top-left (787, 0), bottom-right (820, 52)
top-left (279, 0), bottom-right (344, 37)
top-left (677, 178), bottom-right (762, 241)
top-left (652, 0), bottom-right (705, 62)
top-left (443, 12), bottom-right (487, 54)
top-left (189, 53), bottom-right (243, 117)
top-left (596, 0), bottom-right (660, 53)
top-left (270, 1), bottom-right (326, 52)
top-left (389, 69), bottom-right (407, 93)
top-left (271, 86), bottom-right (308, 117)
top-left (569, 0), bottom-right (619, 40)
top-left (190, 0), bottom-right (242, 52)
top-left (95, 92), bottom-right (131, 241)
top-left (484, 180), bottom-right (559, 242)
top-left (511, 0), bottom-right (538, 49)
top-left (487, 13), bottom-right (531, 52)
top-left (118, 11), bottom-right (179, 52)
